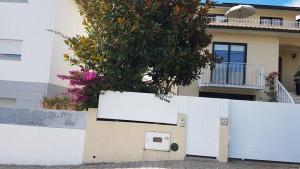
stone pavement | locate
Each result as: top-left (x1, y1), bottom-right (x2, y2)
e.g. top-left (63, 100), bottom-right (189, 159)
top-left (0, 157), bottom-right (299, 169)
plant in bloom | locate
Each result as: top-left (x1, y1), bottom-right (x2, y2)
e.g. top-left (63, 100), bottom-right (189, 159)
top-left (265, 72), bottom-right (279, 102)
top-left (57, 68), bottom-right (105, 110)
top-left (84, 71), bottom-right (97, 81)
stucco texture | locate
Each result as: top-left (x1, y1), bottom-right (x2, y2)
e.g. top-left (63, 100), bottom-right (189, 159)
top-left (83, 109), bottom-right (187, 163)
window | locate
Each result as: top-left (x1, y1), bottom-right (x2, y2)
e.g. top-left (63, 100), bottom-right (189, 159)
top-left (260, 17), bottom-right (283, 26)
top-left (0, 39), bottom-right (23, 61)
top-left (213, 43), bottom-right (247, 64)
top-left (212, 43), bottom-right (247, 85)
top-left (208, 14), bottom-right (228, 23)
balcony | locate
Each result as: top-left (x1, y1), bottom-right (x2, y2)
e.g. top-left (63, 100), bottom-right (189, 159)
top-left (208, 17), bottom-right (300, 31)
top-left (198, 62), bottom-right (265, 90)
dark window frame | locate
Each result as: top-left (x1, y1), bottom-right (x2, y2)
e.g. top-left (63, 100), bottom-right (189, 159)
top-left (212, 42), bottom-right (248, 85)
top-left (212, 42), bottom-right (248, 64)
top-left (0, 53), bottom-right (21, 61)
top-left (260, 16), bottom-right (283, 26)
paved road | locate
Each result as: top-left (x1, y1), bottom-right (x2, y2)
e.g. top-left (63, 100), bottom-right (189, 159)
top-left (0, 158), bottom-right (299, 169)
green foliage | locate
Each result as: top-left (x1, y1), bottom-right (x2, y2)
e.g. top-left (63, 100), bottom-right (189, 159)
top-left (41, 96), bottom-right (82, 111)
top-left (63, 0), bottom-right (217, 95)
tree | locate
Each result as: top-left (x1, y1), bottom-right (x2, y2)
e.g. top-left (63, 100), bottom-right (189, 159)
top-left (63, 0), bottom-right (217, 96)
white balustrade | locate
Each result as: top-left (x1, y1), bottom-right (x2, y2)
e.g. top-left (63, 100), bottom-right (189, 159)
top-left (207, 17), bottom-right (300, 30)
top-left (198, 62), bottom-right (265, 89)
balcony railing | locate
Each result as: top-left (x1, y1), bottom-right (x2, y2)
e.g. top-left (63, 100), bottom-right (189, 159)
top-left (198, 62), bottom-right (265, 89)
top-left (208, 17), bottom-right (300, 31)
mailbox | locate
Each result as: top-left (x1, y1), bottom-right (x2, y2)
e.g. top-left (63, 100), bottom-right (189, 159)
top-left (144, 132), bottom-right (170, 151)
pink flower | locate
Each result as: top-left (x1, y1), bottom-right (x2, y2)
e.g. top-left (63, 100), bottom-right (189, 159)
top-left (57, 68), bottom-right (103, 108)
top-left (84, 71), bottom-right (97, 81)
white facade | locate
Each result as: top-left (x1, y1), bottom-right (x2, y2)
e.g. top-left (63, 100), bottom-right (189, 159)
top-left (0, 0), bottom-right (84, 107)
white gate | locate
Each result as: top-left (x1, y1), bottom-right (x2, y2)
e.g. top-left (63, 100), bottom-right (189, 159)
top-left (229, 100), bottom-right (300, 163)
top-left (184, 97), bottom-right (225, 157)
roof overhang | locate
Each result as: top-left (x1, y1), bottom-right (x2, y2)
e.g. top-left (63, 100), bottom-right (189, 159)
top-left (208, 25), bottom-right (300, 37)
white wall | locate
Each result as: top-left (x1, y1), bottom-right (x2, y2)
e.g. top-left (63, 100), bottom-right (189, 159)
top-left (0, 124), bottom-right (85, 165)
top-left (0, 0), bottom-right (56, 83)
top-left (49, 0), bottom-right (85, 87)
top-left (229, 100), bottom-right (300, 163)
top-left (0, 0), bottom-right (83, 85)
top-left (98, 91), bottom-right (178, 124)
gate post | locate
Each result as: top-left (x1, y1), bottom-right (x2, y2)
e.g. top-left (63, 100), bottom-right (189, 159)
top-left (217, 99), bottom-right (230, 163)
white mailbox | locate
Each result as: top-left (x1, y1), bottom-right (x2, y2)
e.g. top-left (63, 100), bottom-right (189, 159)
top-left (144, 132), bottom-right (171, 151)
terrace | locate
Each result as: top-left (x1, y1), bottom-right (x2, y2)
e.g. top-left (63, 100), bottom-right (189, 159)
top-left (208, 16), bottom-right (300, 31)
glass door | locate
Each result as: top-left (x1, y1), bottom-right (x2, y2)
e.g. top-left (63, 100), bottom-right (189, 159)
top-left (228, 45), bottom-right (246, 85)
top-left (212, 44), bottom-right (229, 84)
top-left (212, 43), bottom-right (247, 85)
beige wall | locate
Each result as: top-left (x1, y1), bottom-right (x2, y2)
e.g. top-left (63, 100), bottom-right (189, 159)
top-left (280, 50), bottom-right (300, 92)
top-left (179, 32), bottom-right (279, 100)
top-left (279, 37), bottom-right (300, 92)
top-left (218, 118), bottom-right (229, 163)
top-left (209, 32), bottom-right (279, 73)
top-left (83, 109), bottom-right (187, 163)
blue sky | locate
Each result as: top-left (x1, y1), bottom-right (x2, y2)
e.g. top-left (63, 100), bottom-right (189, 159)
top-left (215, 0), bottom-right (300, 7)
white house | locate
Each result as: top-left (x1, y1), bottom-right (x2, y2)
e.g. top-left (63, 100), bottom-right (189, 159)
top-left (0, 0), bottom-right (84, 108)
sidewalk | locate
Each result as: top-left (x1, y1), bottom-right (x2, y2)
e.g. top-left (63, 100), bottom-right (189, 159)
top-left (1, 157), bottom-right (299, 169)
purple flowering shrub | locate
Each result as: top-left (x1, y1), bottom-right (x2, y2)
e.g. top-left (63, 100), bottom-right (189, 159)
top-left (57, 68), bottom-right (105, 110)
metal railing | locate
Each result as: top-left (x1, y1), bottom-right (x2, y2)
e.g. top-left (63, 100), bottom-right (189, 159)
top-left (208, 17), bottom-right (300, 30)
top-left (277, 80), bottom-right (295, 104)
top-left (198, 62), bottom-right (265, 89)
